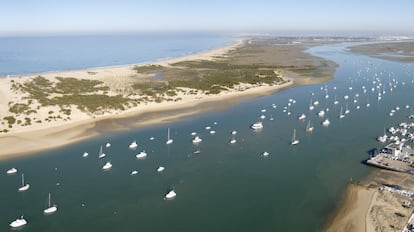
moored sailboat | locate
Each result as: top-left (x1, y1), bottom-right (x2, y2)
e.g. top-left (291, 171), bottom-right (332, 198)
top-left (306, 120), bottom-right (314, 132)
top-left (98, 145), bottom-right (106, 159)
top-left (44, 193), bottom-right (58, 215)
top-left (290, 129), bottom-right (299, 145)
top-left (166, 128), bottom-right (173, 144)
top-left (129, 140), bottom-right (138, 149)
top-left (339, 106), bottom-right (345, 119)
top-left (18, 174), bottom-right (30, 192)
top-left (164, 189), bottom-right (177, 200)
top-left (9, 215), bottom-right (27, 228)
top-left (6, 167), bottom-right (18, 175)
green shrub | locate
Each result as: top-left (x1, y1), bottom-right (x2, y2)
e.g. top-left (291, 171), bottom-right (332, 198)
top-left (3, 116), bottom-right (16, 125)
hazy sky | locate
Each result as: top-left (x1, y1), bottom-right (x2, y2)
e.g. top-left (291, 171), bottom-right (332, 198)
top-left (1, 0), bottom-right (413, 36)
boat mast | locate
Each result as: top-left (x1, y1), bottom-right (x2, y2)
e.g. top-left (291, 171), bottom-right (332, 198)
top-left (48, 193), bottom-right (51, 207)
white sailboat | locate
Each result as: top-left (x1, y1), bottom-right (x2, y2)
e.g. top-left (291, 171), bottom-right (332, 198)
top-left (344, 101), bottom-right (350, 114)
top-left (164, 189), bottom-right (176, 200)
top-left (6, 167), bottom-right (17, 174)
top-left (229, 133), bottom-right (237, 144)
top-left (136, 150), bottom-right (147, 159)
top-left (333, 95), bottom-right (339, 105)
top-left (251, 121), bottom-right (264, 130)
top-left (9, 215), bottom-right (27, 228)
top-left (102, 161), bottom-right (112, 170)
top-left (377, 127), bottom-right (388, 143)
top-left (43, 193), bottom-right (58, 215)
top-left (129, 140), bottom-right (138, 149)
top-left (157, 166), bottom-right (165, 172)
top-left (309, 98), bottom-right (315, 110)
top-left (290, 129), bottom-right (299, 145)
top-left (192, 136), bottom-right (202, 144)
top-left (322, 119), bottom-right (330, 127)
top-left (166, 128), bottom-right (173, 144)
top-left (98, 145), bottom-right (106, 159)
top-left (18, 174), bottom-right (30, 192)
top-left (306, 120), bottom-right (314, 132)
top-left (318, 110), bottom-right (325, 117)
top-left (339, 106), bottom-right (345, 119)
top-left (366, 98), bottom-right (370, 107)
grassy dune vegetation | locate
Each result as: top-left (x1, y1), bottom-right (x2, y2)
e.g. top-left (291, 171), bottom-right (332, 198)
top-left (11, 76), bottom-right (126, 113)
top-left (132, 60), bottom-right (286, 95)
top-left (2, 38), bottom-right (336, 133)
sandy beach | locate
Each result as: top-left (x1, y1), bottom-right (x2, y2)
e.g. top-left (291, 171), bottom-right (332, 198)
top-left (0, 38), bottom-right (319, 160)
top-left (324, 170), bottom-right (414, 232)
top-left (324, 183), bottom-right (376, 232)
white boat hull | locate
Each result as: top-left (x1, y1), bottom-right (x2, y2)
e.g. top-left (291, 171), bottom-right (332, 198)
top-left (6, 168), bottom-right (17, 174)
top-left (136, 151), bottom-right (147, 159)
top-left (291, 140), bottom-right (300, 145)
top-left (10, 218), bottom-right (27, 228)
top-left (165, 190), bottom-right (176, 200)
top-left (102, 162), bottom-right (112, 170)
top-left (44, 206), bottom-right (58, 215)
top-left (18, 184), bottom-right (30, 192)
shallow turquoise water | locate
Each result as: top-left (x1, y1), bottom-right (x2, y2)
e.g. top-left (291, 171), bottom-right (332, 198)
top-left (0, 42), bottom-right (413, 231)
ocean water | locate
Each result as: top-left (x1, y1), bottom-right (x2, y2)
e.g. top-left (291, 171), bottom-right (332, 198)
top-left (0, 33), bottom-right (231, 77)
top-left (0, 40), bottom-right (414, 231)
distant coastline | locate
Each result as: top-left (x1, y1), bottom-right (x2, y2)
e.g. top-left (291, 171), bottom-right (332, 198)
top-left (349, 40), bottom-right (414, 62)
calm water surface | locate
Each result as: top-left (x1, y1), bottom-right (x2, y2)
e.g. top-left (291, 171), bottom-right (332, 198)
top-left (0, 41), bottom-right (414, 231)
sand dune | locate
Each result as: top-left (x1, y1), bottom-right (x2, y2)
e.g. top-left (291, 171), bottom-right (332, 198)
top-left (0, 40), bottom-right (299, 159)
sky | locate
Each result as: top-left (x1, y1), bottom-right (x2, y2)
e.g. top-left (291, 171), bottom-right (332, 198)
top-left (1, 0), bottom-right (414, 36)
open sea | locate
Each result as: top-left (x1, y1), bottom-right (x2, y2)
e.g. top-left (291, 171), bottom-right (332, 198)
top-left (0, 33), bottom-right (232, 77)
top-left (0, 35), bottom-right (414, 231)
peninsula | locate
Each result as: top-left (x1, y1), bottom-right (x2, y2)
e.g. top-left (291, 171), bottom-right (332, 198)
top-left (0, 37), bottom-right (341, 159)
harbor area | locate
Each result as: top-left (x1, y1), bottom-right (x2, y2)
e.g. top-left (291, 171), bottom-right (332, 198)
top-left (366, 143), bottom-right (414, 175)
top-left (363, 141), bottom-right (414, 231)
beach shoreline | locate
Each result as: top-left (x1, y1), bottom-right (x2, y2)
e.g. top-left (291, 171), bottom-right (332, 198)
top-left (323, 182), bottom-right (376, 232)
top-left (1, 38), bottom-right (332, 160)
top-left (0, 78), bottom-right (294, 160)
top-left (323, 169), bottom-right (414, 232)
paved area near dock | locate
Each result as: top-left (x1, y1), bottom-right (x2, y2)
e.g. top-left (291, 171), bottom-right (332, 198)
top-left (368, 153), bottom-right (414, 174)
